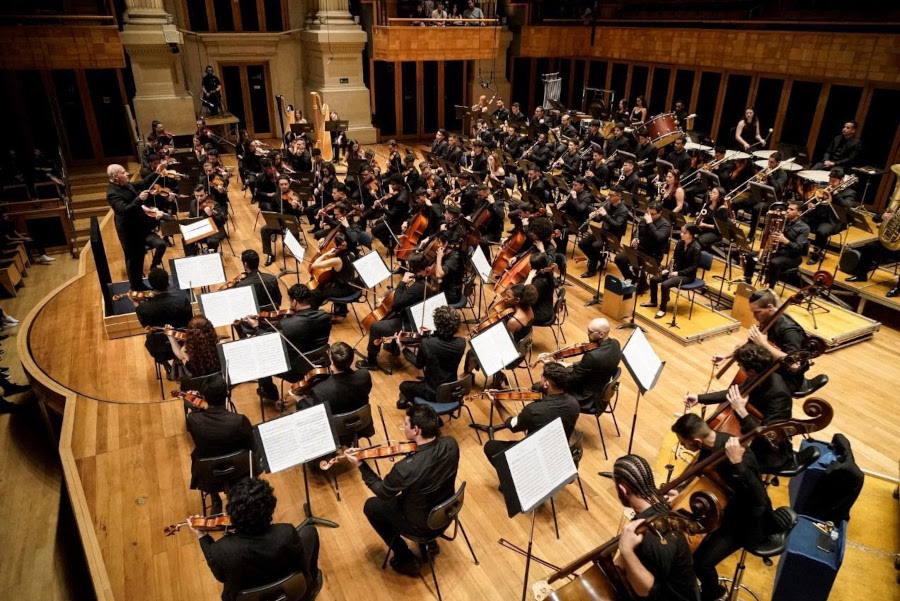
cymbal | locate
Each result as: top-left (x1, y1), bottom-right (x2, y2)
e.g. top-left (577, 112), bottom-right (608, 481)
top-left (851, 166), bottom-right (886, 175)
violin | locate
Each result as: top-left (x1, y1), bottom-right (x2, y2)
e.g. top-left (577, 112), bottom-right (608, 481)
top-left (112, 290), bottom-right (159, 302)
top-left (279, 367), bottom-right (331, 407)
top-left (217, 272), bottom-right (248, 291)
top-left (233, 309), bottom-right (296, 327)
top-left (163, 514), bottom-right (231, 537)
top-left (318, 442), bottom-right (417, 471)
top-left (361, 290), bottom-right (395, 333)
top-left (148, 183), bottom-right (173, 198)
top-left (283, 189), bottom-right (301, 210)
top-left (466, 388), bottom-right (543, 404)
top-left (171, 389), bottom-right (208, 411)
top-left (374, 329), bottom-right (430, 346)
top-left (530, 341), bottom-right (601, 367)
top-left (146, 325), bottom-right (186, 341)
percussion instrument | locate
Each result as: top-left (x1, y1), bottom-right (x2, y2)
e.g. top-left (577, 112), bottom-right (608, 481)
top-left (794, 169), bottom-right (832, 200)
top-left (752, 149), bottom-right (779, 160)
top-left (645, 113), bottom-right (683, 149)
top-left (797, 169), bottom-right (831, 183)
top-left (684, 142), bottom-right (714, 153)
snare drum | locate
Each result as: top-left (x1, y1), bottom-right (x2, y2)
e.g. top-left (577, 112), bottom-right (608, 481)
top-left (645, 113), bottom-right (683, 149)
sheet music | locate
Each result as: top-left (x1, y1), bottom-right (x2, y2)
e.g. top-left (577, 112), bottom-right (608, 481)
top-left (179, 218), bottom-right (215, 243)
top-left (409, 292), bottom-right (448, 333)
top-left (199, 286), bottom-right (258, 328)
top-left (505, 419), bottom-right (577, 513)
top-left (283, 230), bottom-right (306, 262)
top-left (172, 253), bottom-right (226, 289)
top-left (353, 251), bottom-right (391, 288)
top-left (256, 404), bottom-right (338, 473)
top-left (622, 327), bottom-right (664, 393)
top-left (218, 333), bottom-right (290, 385)
top-left (469, 321), bottom-right (520, 376)
top-left (471, 245), bottom-right (492, 283)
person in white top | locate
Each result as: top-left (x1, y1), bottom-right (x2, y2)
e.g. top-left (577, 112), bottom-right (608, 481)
top-left (430, 1), bottom-right (448, 25)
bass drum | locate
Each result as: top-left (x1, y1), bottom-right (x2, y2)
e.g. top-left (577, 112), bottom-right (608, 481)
top-left (645, 113), bottom-right (683, 149)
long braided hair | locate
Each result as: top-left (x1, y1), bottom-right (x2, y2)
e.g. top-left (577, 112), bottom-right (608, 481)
top-left (613, 454), bottom-right (667, 507)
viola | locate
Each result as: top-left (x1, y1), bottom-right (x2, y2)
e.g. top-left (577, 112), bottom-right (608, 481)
top-left (467, 389), bottom-right (543, 403)
top-left (163, 514), bottom-right (231, 537)
top-left (149, 183), bottom-right (173, 198)
top-left (490, 229), bottom-right (527, 279)
top-left (396, 211), bottom-right (430, 261)
top-left (319, 442), bottom-right (418, 471)
top-left (287, 367), bottom-right (331, 398)
top-left (112, 290), bottom-right (159, 302)
top-left (530, 341), bottom-right (601, 367)
top-left (171, 389), bottom-right (208, 411)
top-left (361, 290), bottom-right (395, 333)
top-left (233, 309), bottom-right (296, 327)
top-left (283, 190), bottom-right (301, 210)
top-left (146, 325), bottom-right (186, 341)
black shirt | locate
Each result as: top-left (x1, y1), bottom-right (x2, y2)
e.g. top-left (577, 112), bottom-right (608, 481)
top-left (186, 406), bottom-right (253, 490)
top-left (637, 217), bottom-right (673, 260)
top-left (822, 135), bottom-right (861, 167)
top-left (413, 335), bottom-right (466, 393)
top-left (632, 506), bottom-right (701, 601)
top-left (766, 314), bottom-right (809, 391)
top-left (670, 239), bottom-right (702, 281)
top-left (505, 392), bottom-right (580, 440)
top-left (359, 436), bottom-right (460, 529)
top-left (279, 308), bottom-right (333, 371)
top-left (135, 292), bottom-right (192, 329)
top-left (775, 217), bottom-right (810, 259)
top-left (310, 369), bottom-right (373, 417)
top-left (596, 201), bottom-right (630, 240)
top-left (566, 337), bottom-right (622, 410)
top-left (532, 273), bottom-right (556, 325)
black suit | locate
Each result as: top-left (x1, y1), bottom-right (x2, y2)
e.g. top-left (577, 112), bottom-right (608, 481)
top-left (666, 149), bottom-right (691, 175)
top-left (199, 523), bottom-right (320, 601)
top-left (802, 187), bottom-right (856, 252)
top-left (256, 308), bottom-right (332, 398)
top-left (568, 338), bottom-right (622, 411)
top-left (399, 336), bottom-right (466, 403)
top-left (310, 369), bottom-right (372, 416)
top-left (614, 216), bottom-right (672, 283)
top-left (431, 139), bottom-right (449, 159)
top-left (135, 292), bottom-right (193, 363)
top-left (187, 406), bottom-right (253, 491)
top-left (235, 270), bottom-right (282, 312)
top-left (813, 135), bottom-right (862, 170)
top-left (577, 201), bottom-right (630, 272)
top-left (107, 177), bottom-right (165, 289)
top-left (649, 239), bottom-right (701, 312)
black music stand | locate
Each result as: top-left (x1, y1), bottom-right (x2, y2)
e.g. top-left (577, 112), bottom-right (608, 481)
top-left (620, 191), bottom-right (649, 216)
top-left (584, 224), bottom-right (622, 307)
top-left (698, 169), bottom-right (721, 191)
top-left (290, 123), bottom-right (315, 138)
top-left (292, 174), bottom-right (315, 192)
top-left (616, 246), bottom-right (659, 331)
top-left (346, 158), bottom-right (367, 187)
top-left (655, 159), bottom-right (674, 178)
top-left (455, 105), bottom-right (472, 134)
top-left (551, 210), bottom-right (581, 263)
top-left (712, 218), bottom-right (752, 309)
top-left (261, 211), bottom-right (303, 279)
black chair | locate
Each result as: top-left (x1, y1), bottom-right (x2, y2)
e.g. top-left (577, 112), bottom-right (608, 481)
top-left (327, 404), bottom-right (377, 500)
top-left (326, 289), bottom-right (370, 335)
top-left (235, 570), bottom-right (307, 601)
top-left (719, 506), bottom-right (798, 600)
top-left (680, 251), bottom-right (713, 319)
top-left (180, 372), bottom-right (236, 414)
top-left (412, 375), bottom-right (479, 443)
top-left (193, 449), bottom-right (253, 516)
top-left (533, 288), bottom-right (568, 347)
top-left (449, 272), bottom-right (478, 333)
top-left (380, 482), bottom-right (479, 601)
top-left (547, 430), bottom-right (590, 540)
top-left (580, 367), bottom-right (622, 460)
top-left (268, 344), bottom-right (332, 420)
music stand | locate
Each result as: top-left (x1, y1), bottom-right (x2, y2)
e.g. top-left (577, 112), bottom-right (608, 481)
top-left (698, 169), bottom-right (721, 192)
top-left (324, 120), bottom-right (349, 135)
top-left (261, 211), bottom-right (303, 279)
top-left (620, 191), bottom-right (649, 216)
top-left (712, 218), bottom-right (752, 309)
top-left (290, 123), bottom-right (315, 138)
top-left (620, 328), bottom-right (665, 454)
top-left (455, 105), bottom-right (472, 134)
top-left (616, 246), bottom-right (659, 331)
top-left (584, 224), bottom-right (622, 306)
top-left (655, 159), bottom-right (674, 178)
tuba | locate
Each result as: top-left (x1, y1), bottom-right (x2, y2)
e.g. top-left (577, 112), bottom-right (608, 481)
top-left (878, 164), bottom-right (900, 251)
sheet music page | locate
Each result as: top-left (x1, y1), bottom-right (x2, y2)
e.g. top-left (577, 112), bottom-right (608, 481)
top-left (179, 218), bottom-right (215, 242)
top-left (471, 245), bottom-right (492, 282)
top-left (256, 404), bottom-right (338, 473)
top-left (199, 286), bottom-right (258, 328)
top-left (469, 321), bottom-right (519, 376)
top-left (219, 333), bottom-right (290, 385)
top-left (410, 292), bottom-right (448, 333)
top-left (173, 253), bottom-right (226, 289)
top-left (283, 230), bottom-right (306, 262)
top-left (353, 251), bottom-right (391, 288)
top-left (622, 327), bottom-right (664, 393)
top-left (505, 419), bottom-right (577, 513)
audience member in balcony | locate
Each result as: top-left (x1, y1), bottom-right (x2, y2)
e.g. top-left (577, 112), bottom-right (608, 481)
top-left (411, 3), bottom-right (427, 25)
top-left (430, 1), bottom-right (448, 24)
top-left (448, 3), bottom-right (463, 25)
top-left (463, 0), bottom-right (484, 24)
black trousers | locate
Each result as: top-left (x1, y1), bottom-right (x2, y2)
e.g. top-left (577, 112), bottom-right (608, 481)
top-left (854, 240), bottom-right (900, 276)
top-left (367, 317), bottom-right (403, 361)
top-left (295, 524), bottom-right (321, 588)
top-left (372, 220), bottom-right (400, 252)
top-left (802, 214), bottom-right (840, 251)
top-left (363, 496), bottom-right (438, 559)
top-left (693, 526), bottom-right (743, 601)
top-left (697, 231), bottom-right (721, 251)
top-left (649, 274), bottom-right (693, 311)
top-left (260, 227), bottom-right (281, 255)
top-left (613, 250), bottom-right (638, 282)
top-left (399, 379), bottom-right (435, 403)
top-left (578, 236), bottom-right (608, 271)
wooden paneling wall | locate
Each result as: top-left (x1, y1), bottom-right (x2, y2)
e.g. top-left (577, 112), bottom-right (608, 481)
top-left (372, 26), bottom-right (507, 61)
top-left (0, 26), bottom-right (125, 71)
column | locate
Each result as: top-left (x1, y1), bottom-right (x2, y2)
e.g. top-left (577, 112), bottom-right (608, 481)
top-left (301, 0), bottom-right (377, 143)
top-left (119, 0), bottom-right (196, 137)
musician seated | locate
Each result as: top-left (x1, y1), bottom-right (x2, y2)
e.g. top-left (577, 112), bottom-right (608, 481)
top-left (803, 168), bottom-right (856, 265)
top-left (578, 188), bottom-right (630, 278)
top-left (193, 477), bottom-right (322, 601)
top-left (483, 363), bottom-right (579, 505)
top-left (186, 375), bottom-right (253, 515)
top-left (666, 137), bottom-right (691, 175)
top-left (845, 206), bottom-right (900, 297)
top-left (610, 454), bottom-right (701, 601)
top-left (538, 318), bottom-right (621, 413)
top-left (235, 250), bottom-right (283, 313)
top-left (357, 252), bottom-right (431, 372)
top-left (135, 268), bottom-right (192, 372)
top-left (811, 121), bottom-right (861, 171)
top-left (740, 152), bottom-right (787, 241)
top-left (670, 414), bottom-right (779, 601)
top-left (297, 342), bottom-right (374, 443)
top-left (659, 169), bottom-right (687, 215)
top-left (633, 129), bottom-right (657, 179)
top-left (166, 316), bottom-right (222, 380)
top-left (244, 284), bottom-right (332, 403)
top-left (641, 224), bottom-right (701, 319)
top-left (559, 140), bottom-right (582, 181)
top-left (742, 200), bottom-right (809, 287)
top-left (186, 186), bottom-right (227, 256)
top-left (433, 231), bottom-right (466, 305)
top-left (528, 252), bottom-right (559, 325)
top-left (613, 201), bottom-right (672, 291)
top-left (345, 405), bottom-right (459, 577)
top-left (471, 184), bottom-right (506, 249)
top-left (308, 235), bottom-right (360, 313)
top-left (695, 186), bottom-right (730, 252)
top-left (396, 306), bottom-right (465, 409)
top-left (370, 176), bottom-right (410, 256)
top-left (619, 158), bottom-right (640, 195)
top-left (686, 342), bottom-right (793, 472)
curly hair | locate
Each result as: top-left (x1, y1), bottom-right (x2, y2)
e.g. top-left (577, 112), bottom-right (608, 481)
top-left (184, 316), bottom-right (220, 376)
top-left (512, 283), bottom-right (538, 309)
top-left (226, 478), bottom-right (276, 535)
top-left (432, 305), bottom-right (460, 339)
top-left (735, 342), bottom-right (773, 374)
top-left (528, 216), bottom-right (553, 242)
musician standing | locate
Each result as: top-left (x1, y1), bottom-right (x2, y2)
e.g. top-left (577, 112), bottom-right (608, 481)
top-left (396, 306), bottom-right (465, 409)
top-left (670, 415), bottom-right (777, 601)
top-left (610, 454), bottom-right (700, 601)
top-left (803, 168), bottom-right (856, 265)
top-left (345, 405), bottom-right (459, 576)
top-left (641, 224), bottom-right (701, 319)
top-left (613, 201), bottom-right (672, 290)
top-left (578, 188), bottom-right (629, 278)
top-left (106, 163), bottom-right (167, 291)
top-left (812, 121), bottom-right (861, 170)
top-left (201, 65), bottom-right (222, 115)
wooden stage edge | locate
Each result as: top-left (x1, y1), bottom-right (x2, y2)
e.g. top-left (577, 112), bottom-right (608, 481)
top-left (17, 211), bottom-right (116, 601)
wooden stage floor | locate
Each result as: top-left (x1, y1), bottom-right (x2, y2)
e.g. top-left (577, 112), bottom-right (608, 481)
top-left (16, 152), bottom-right (900, 601)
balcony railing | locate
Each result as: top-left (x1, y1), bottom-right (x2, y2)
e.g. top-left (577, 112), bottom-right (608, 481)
top-left (374, 1), bottom-right (498, 26)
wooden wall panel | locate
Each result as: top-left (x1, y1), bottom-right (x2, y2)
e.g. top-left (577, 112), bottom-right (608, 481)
top-left (0, 26), bottom-right (125, 71)
top-left (372, 26), bottom-right (507, 61)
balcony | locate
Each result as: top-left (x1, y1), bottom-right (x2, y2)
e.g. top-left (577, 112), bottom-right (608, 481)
top-left (0, 13), bottom-right (124, 71)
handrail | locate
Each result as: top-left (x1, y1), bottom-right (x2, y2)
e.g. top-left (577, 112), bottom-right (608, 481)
top-left (533, 17), bottom-right (900, 31)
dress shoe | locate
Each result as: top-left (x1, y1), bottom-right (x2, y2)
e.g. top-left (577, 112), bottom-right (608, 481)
top-left (389, 554), bottom-right (421, 577)
top-left (640, 301), bottom-right (657, 308)
top-left (580, 270), bottom-right (597, 279)
top-left (806, 253), bottom-right (820, 265)
top-left (396, 398), bottom-right (411, 410)
top-left (845, 275), bottom-right (867, 283)
top-left (264, 254), bottom-right (276, 266)
top-left (888, 285), bottom-right (900, 298)
top-left (654, 310), bottom-right (666, 319)
top-left (355, 358), bottom-right (380, 371)
top-left (256, 386), bottom-right (278, 401)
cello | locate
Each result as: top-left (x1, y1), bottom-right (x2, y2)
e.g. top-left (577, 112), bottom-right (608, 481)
top-left (361, 290), bottom-right (395, 333)
top-left (490, 229), bottom-right (527, 279)
top-left (395, 210), bottom-right (430, 261)
top-left (308, 229), bottom-right (346, 289)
